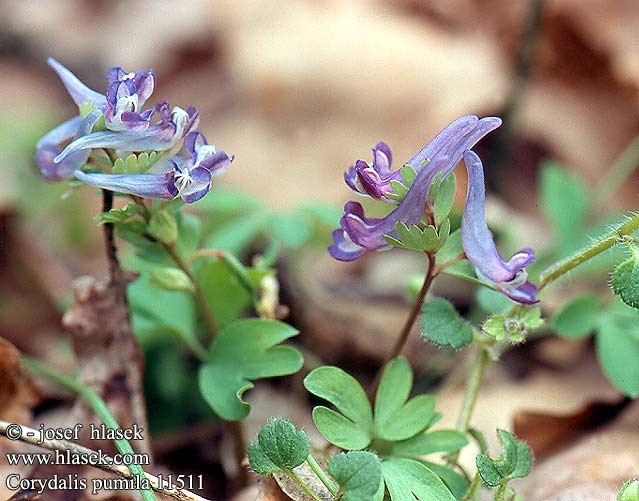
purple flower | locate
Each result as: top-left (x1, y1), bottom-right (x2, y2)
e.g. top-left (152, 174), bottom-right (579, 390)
top-left (343, 115), bottom-right (493, 203)
top-left (329, 115), bottom-right (502, 261)
top-left (73, 131), bottom-right (232, 203)
top-left (48, 58), bottom-right (156, 132)
top-left (461, 151), bottom-right (538, 304)
top-left (54, 101), bottom-right (200, 162)
top-left (35, 110), bottom-right (102, 181)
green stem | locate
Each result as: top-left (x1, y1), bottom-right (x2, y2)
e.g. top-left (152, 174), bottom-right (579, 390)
top-left (461, 473), bottom-right (481, 500)
top-left (594, 134), bottom-right (639, 207)
top-left (368, 252), bottom-right (436, 400)
top-left (456, 347), bottom-right (490, 434)
top-left (288, 470), bottom-right (323, 501)
top-left (307, 454), bottom-right (339, 496)
top-left (21, 357), bottom-right (156, 501)
top-left (538, 212), bottom-right (639, 290)
top-left (162, 242), bottom-right (219, 338)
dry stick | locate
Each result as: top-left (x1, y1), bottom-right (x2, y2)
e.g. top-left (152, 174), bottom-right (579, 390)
top-left (0, 421), bottom-right (210, 501)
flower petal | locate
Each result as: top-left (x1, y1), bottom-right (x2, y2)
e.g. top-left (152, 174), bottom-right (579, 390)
top-left (461, 150), bottom-right (538, 304)
top-left (74, 170), bottom-right (175, 199)
top-left (328, 229), bottom-right (366, 261)
top-left (48, 58), bottom-right (106, 108)
top-left (36, 111), bottom-right (102, 181)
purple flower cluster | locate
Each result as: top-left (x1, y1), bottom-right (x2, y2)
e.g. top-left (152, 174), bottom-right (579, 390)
top-left (329, 115), bottom-right (538, 304)
top-left (35, 58), bottom-right (232, 203)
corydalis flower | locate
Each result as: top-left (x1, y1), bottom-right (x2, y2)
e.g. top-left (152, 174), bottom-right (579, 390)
top-left (461, 150), bottom-right (538, 304)
top-left (55, 101), bottom-right (199, 163)
top-left (74, 131), bottom-right (232, 203)
top-left (329, 115), bottom-right (502, 261)
top-left (35, 111), bottom-right (102, 181)
top-left (343, 115), bottom-right (493, 203)
top-left (48, 58), bottom-right (156, 132)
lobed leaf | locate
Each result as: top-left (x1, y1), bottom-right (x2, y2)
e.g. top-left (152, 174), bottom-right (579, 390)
top-left (328, 451), bottom-right (383, 501)
top-left (248, 418), bottom-right (310, 475)
top-left (199, 319), bottom-right (302, 420)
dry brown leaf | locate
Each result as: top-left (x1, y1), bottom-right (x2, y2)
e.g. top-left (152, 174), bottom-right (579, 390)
top-left (514, 400), bottom-right (639, 500)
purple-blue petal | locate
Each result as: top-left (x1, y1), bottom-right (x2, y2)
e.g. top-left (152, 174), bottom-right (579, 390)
top-left (328, 229), bottom-right (366, 261)
top-left (461, 150), bottom-right (538, 304)
top-left (35, 111), bottom-right (101, 181)
top-left (48, 58), bottom-right (106, 108)
top-left (200, 150), bottom-right (234, 176)
top-left (177, 167), bottom-right (212, 203)
top-left (74, 170), bottom-right (175, 199)
top-left (35, 116), bottom-right (82, 150)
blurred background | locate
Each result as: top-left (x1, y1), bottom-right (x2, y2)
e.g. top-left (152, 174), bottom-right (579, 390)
top-left (1, 0), bottom-right (638, 499)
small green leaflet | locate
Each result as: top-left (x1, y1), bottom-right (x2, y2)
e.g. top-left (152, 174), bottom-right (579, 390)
top-left (95, 203), bottom-right (141, 225)
top-left (248, 418), bottom-right (310, 475)
top-left (199, 319), bottom-right (303, 420)
top-left (382, 458), bottom-right (456, 501)
top-left (618, 479), bottom-right (639, 501)
top-left (374, 357), bottom-right (436, 441)
top-left (112, 151), bottom-right (159, 174)
top-left (550, 294), bottom-right (599, 338)
top-left (595, 301), bottom-right (639, 397)
top-left (611, 243), bottom-right (639, 309)
top-left (305, 358), bottom-right (467, 464)
top-left (303, 366), bottom-right (373, 450)
top-left (422, 298), bottom-right (474, 349)
top-left (328, 451), bottom-right (383, 501)
top-left (539, 162), bottom-right (588, 254)
top-left (433, 174), bottom-right (456, 226)
top-left (476, 429), bottom-right (532, 488)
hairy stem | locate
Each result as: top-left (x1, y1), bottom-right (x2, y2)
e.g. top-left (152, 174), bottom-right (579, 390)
top-left (538, 212), bottom-right (639, 290)
top-left (389, 252), bottom-right (436, 361)
top-left (456, 348), bottom-right (490, 433)
top-left (461, 473), bottom-right (481, 501)
top-left (0, 420), bottom-right (208, 501)
top-left (307, 454), bottom-right (339, 496)
top-left (162, 242), bottom-right (219, 338)
top-left (21, 357), bottom-right (156, 501)
top-left (368, 252), bottom-right (436, 399)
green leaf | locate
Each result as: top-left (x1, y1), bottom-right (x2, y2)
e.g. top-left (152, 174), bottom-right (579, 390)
top-left (382, 458), bottom-right (456, 501)
top-left (550, 295), bottom-right (599, 338)
top-left (304, 366), bottom-right (373, 450)
top-left (482, 315), bottom-right (507, 341)
top-left (596, 306), bottom-right (639, 397)
top-left (390, 430), bottom-right (468, 457)
top-left (205, 215), bottom-right (269, 255)
top-left (96, 203), bottom-right (141, 224)
top-left (421, 298), bottom-right (474, 349)
top-left (476, 429), bottom-right (532, 488)
top-left (400, 165), bottom-right (417, 186)
top-left (374, 357), bottom-right (436, 441)
top-left (328, 451), bottom-right (382, 501)
top-left (434, 174), bottom-right (456, 226)
top-left (419, 461), bottom-right (469, 499)
top-left (540, 163), bottom-right (588, 254)
top-left (197, 259), bottom-right (268, 328)
top-left (611, 243), bottom-right (639, 309)
top-left (618, 479), bottom-right (639, 501)
top-left (248, 418), bottom-right (310, 475)
top-left (267, 212), bottom-right (312, 248)
top-left (390, 180), bottom-right (409, 199)
top-left (476, 454), bottom-right (502, 487)
top-left (127, 273), bottom-right (197, 349)
top-left (149, 268), bottom-right (193, 293)
top-left (198, 319), bottom-right (302, 420)
top-left (147, 209), bottom-right (178, 246)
